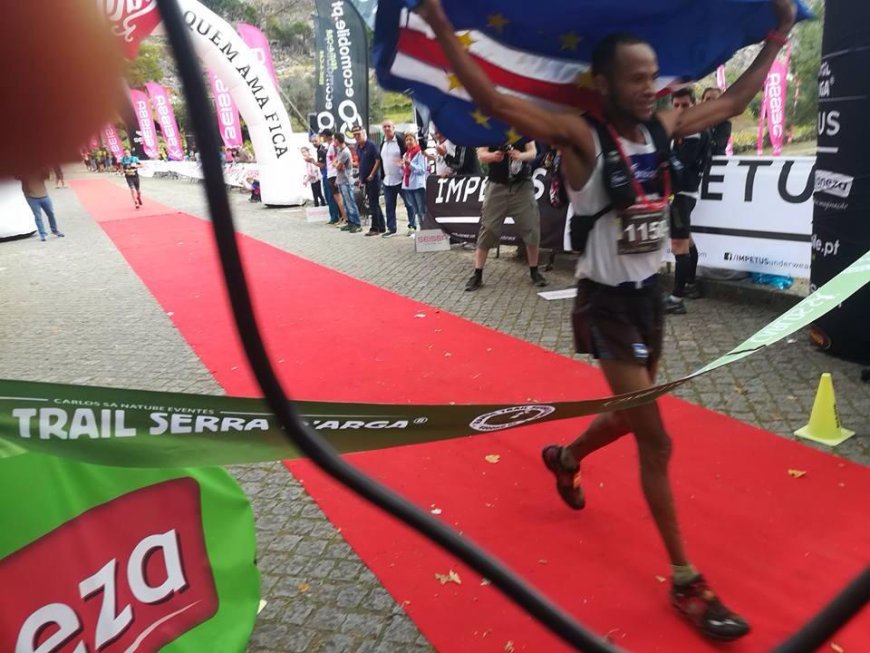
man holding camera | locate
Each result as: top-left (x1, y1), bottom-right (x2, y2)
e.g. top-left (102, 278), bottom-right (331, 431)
top-left (466, 141), bottom-right (548, 291)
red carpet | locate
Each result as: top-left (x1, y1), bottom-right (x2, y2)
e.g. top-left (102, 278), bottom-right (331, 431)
top-left (72, 179), bottom-right (869, 652)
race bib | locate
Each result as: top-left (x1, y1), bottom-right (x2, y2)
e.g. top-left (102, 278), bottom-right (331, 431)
top-left (617, 203), bottom-right (668, 255)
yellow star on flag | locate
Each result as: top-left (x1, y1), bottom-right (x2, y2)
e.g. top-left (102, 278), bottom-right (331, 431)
top-left (457, 31), bottom-right (475, 50)
top-left (487, 13), bottom-right (509, 34)
top-left (574, 69), bottom-right (594, 88)
top-left (471, 109), bottom-right (491, 128)
top-left (447, 73), bottom-right (463, 91)
top-left (505, 127), bottom-right (523, 144)
top-left (560, 32), bottom-right (582, 51)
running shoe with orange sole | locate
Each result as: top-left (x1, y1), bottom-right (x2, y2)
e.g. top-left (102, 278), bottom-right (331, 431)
top-left (541, 445), bottom-right (585, 510)
top-left (671, 575), bottom-right (750, 641)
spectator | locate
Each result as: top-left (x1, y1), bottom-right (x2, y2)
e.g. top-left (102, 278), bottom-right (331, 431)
top-left (321, 128), bottom-right (347, 226)
top-left (466, 141), bottom-right (547, 291)
top-left (18, 170), bottom-right (64, 241)
top-left (311, 133), bottom-right (341, 223)
top-left (352, 124), bottom-right (385, 236)
top-left (429, 127), bottom-right (481, 177)
top-left (245, 175), bottom-right (261, 202)
top-left (333, 133), bottom-right (361, 233)
top-left (701, 87), bottom-right (732, 155)
top-left (401, 133), bottom-right (427, 237)
top-left (664, 87), bottom-right (711, 313)
top-left (301, 146), bottom-right (326, 206)
top-left (380, 120), bottom-right (414, 238)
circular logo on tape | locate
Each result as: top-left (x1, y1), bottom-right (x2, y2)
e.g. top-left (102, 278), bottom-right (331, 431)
top-left (469, 405), bottom-right (556, 432)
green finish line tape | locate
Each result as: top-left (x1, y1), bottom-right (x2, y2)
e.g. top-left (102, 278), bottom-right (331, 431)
top-left (2, 250), bottom-right (868, 468)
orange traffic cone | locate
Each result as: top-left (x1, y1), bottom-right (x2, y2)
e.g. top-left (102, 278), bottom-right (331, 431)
top-left (794, 373), bottom-right (855, 446)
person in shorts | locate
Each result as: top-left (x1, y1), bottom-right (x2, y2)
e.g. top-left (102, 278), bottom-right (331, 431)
top-left (415, 0), bottom-right (797, 641)
top-left (120, 148), bottom-right (142, 208)
top-left (465, 141), bottom-right (547, 291)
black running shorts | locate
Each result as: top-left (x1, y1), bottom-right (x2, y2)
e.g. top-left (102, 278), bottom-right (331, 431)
top-left (571, 278), bottom-right (664, 369)
top-left (669, 194), bottom-right (696, 240)
top-left (125, 175), bottom-right (140, 191)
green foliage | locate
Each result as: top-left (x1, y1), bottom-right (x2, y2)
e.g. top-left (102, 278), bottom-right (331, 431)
top-left (199, 0), bottom-right (258, 24)
top-left (790, 0), bottom-right (824, 126)
top-left (281, 74), bottom-right (316, 131)
top-left (266, 18), bottom-right (312, 56)
top-left (730, 123), bottom-right (816, 154)
top-left (126, 43), bottom-right (165, 87)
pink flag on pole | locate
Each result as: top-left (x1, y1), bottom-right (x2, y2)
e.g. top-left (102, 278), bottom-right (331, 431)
top-left (715, 65), bottom-right (734, 155)
top-left (207, 70), bottom-right (243, 148)
top-left (764, 57), bottom-right (789, 156)
top-left (129, 89), bottom-right (159, 159)
top-left (145, 82), bottom-right (185, 161)
top-left (236, 23), bottom-right (280, 90)
top-left (101, 124), bottom-right (124, 160)
top-left (757, 84), bottom-right (768, 156)
top-left (716, 65), bottom-right (727, 91)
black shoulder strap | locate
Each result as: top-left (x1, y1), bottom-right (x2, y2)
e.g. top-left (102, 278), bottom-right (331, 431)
top-left (584, 115), bottom-right (617, 160)
top-left (644, 116), bottom-right (672, 159)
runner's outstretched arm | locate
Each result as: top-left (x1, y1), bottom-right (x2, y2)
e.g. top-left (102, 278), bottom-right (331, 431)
top-left (413, 0), bottom-right (596, 168)
top-left (661, 0), bottom-right (797, 138)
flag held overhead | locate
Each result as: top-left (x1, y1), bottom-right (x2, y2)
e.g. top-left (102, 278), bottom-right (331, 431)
top-left (375, 0), bottom-right (812, 146)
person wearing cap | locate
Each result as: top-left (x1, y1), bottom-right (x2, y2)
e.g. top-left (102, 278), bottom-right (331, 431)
top-left (353, 124), bottom-right (385, 236)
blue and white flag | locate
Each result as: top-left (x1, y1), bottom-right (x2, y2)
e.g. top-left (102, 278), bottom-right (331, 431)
top-left (374, 0), bottom-right (811, 146)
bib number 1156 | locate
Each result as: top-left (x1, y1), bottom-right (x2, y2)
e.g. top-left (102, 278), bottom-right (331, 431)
top-left (617, 210), bottom-right (667, 255)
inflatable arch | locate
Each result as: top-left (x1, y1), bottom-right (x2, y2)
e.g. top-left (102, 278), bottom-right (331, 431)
top-left (110, 0), bottom-right (308, 205)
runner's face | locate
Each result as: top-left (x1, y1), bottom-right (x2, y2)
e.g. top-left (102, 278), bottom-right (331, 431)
top-left (607, 43), bottom-right (659, 122)
top-left (383, 123), bottom-right (395, 138)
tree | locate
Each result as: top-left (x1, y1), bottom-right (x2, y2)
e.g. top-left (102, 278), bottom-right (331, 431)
top-left (281, 74), bottom-right (316, 131)
top-left (199, 0), bottom-right (258, 24)
top-left (790, 0), bottom-right (824, 126)
top-left (266, 18), bottom-right (313, 57)
top-left (126, 42), bottom-right (165, 87)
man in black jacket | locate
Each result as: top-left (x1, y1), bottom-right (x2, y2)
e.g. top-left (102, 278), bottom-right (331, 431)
top-left (701, 87), bottom-right (732, 156)
top-left (665, 87), bottom-right (711, 314)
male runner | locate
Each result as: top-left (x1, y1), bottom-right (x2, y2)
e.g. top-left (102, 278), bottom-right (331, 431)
top-left (414, 0), bottom-right (796, 641)
top-left (120, 148), bottom-right (142, 208)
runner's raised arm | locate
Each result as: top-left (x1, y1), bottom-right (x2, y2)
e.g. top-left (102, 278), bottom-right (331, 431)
top-left (413, 0), bottom-right (596, 161)
top-left (661, 0), bottom-right (797, 138)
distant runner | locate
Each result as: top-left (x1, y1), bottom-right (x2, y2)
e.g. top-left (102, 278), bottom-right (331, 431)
top-left (121, 148), bottom-right (143, 208)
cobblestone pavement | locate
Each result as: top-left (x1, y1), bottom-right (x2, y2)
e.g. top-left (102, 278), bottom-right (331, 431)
top-left (1, 171), bottom-right (867, 653)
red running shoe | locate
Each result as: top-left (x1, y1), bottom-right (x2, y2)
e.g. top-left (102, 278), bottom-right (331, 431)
top-left (541, 445), bottom-right (585, 510)
top-left (671, 575), bottom-right (750, 641)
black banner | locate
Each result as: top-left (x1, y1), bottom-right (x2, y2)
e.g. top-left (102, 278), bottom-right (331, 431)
top-left (313, 0), bottom-right (369, 134)
top-left (810, 0), bottom-right (870, 363)
top-left (424, 169), bottom-right (569, 251)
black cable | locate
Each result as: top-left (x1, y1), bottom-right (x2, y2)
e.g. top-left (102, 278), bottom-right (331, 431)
top-left (772, 566), bottom-right (870, 653)
top-left (154, 0), bottom-right (617, 650)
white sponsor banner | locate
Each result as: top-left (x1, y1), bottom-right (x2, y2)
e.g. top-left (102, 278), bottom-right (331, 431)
top-left (689, 156), bottom-right (814, 278)
top-left (0, 181), bottom-right (37, 240)
top-left (139, 161), bottom-right (258, 189)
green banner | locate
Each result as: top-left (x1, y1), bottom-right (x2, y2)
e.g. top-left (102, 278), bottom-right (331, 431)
top-left (1, 250), bottom-right (868, 468)
top-left (0, 454), bottom-right (259, 651)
